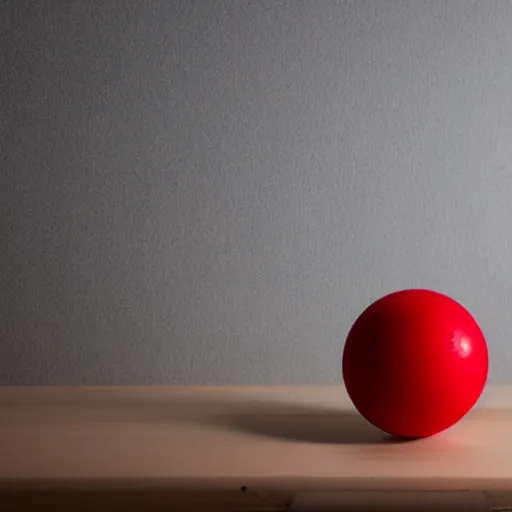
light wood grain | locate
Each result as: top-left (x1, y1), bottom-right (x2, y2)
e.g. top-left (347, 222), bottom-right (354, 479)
top-left (0, 385), bottom-right (511, 510)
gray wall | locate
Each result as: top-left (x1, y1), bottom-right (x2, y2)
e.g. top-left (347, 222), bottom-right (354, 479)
top-left (2, 1), bottom-right (512, 385)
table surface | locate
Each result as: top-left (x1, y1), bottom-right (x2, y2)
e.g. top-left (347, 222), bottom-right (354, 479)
top-left (0, 385), bottom-right (511, 495)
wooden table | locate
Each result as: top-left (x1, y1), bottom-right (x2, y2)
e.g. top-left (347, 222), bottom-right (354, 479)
top-left (0, 385), bottom-right (511, 511)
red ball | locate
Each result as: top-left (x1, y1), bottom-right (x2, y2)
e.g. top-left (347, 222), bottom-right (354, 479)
top-left (342, 289), bottom-right (488, 438)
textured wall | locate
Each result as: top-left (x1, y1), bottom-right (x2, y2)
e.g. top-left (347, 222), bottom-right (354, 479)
top-left (2, 1), bottom-right (512, 384)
